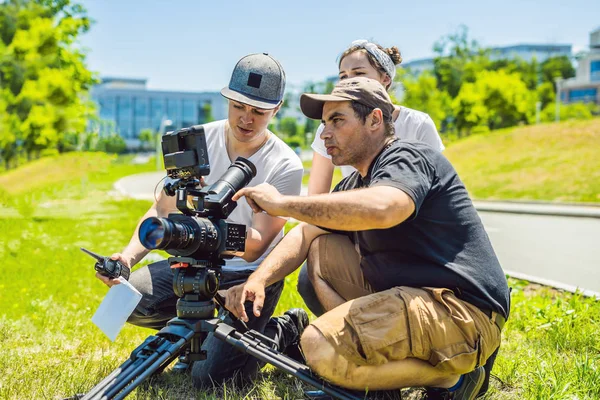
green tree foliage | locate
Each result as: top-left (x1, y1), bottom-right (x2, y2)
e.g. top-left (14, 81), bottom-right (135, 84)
top-left (400, 26), bottom-right (584, 137)
top-left (272, 116), bottom-right (305, 149)
top-left (540, 102), bottom-right (598, 123)
top-left (138, 128), bottom-right (155, 150)
top-left (453, 70), bottom-right (535, 133)
top-left (432, 25), bottom-right (490, 98)
top-left (0, 0), bottom-right (96, 167)
top-left (279, 116), bottom-right (299, 138)
top-left (536, 82), bottom-right (556, 109)
top-left (398, 70), bottom-right (451, 131)
top-left (96, 134), bottom-right (126, 154)
top-left (489, 58), bottom-right (539, 90)
top-left (540, 56), bottom-right (576, 87)
top-left (200, 102), bottom-right (214, 123)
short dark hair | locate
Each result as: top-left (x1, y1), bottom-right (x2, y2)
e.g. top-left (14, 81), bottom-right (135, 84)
top-left (350, 101), bottom-right (395, 137)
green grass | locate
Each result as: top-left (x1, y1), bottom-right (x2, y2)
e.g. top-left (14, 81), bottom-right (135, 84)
top-left (0, 152), bottom-right (599, 399)
top-left (444, 118), bottom-right (600, 203)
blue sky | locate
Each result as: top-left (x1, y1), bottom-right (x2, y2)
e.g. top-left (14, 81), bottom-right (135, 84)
top-left (79, 0), bottom-right (600, 92)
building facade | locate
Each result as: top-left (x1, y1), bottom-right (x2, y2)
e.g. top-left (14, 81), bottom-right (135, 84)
top-left (90, 78), bottom-right (228, 146)
top-left (488, 44), bottom-right (572, 63)
top-left (561, 27), bottom-right (600, 105)
top-left (403, 43), bottom-right (573, 74)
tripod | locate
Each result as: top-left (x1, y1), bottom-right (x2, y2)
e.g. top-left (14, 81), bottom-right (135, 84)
top-left (79, 258), bottom-right (362, 400)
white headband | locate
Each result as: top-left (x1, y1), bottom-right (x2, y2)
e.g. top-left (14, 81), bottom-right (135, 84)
top-left (350, 39), bottom-right (396, 80)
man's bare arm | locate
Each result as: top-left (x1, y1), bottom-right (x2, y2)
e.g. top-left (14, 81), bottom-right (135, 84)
top-left (234, 184), bottom-right (415, 232)
top-left (225, 222), bottom-right (329, 320)
top-left (249, 222), bottom-right (329, 287)
top-left (241, 212), bottom-right (287, 263)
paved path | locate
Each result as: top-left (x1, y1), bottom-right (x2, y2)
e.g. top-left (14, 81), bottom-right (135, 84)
top-left (115, 172), bottom-right (600, 297)
top-left (479, 211), bottom-right (600, 297)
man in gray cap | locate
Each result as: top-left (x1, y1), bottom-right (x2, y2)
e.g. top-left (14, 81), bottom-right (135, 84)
top-left (226, 77), bottom-right (509, 399)
top-left (95, 53), bottom-right (308, 388)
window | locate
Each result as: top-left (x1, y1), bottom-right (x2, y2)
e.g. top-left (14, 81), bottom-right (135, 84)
top-left (134, 97), bottom-right (148, 118)
top-left (590, 61), bottom-right (600, 82)
top-left (133, 98), bottom-right (150, 136)
top-left (167, 99), bottom-right (181, 128)
top-left (151, 98), bottom-right (165, 131)
top-left (182, 100), bottom-right (196, 127)
top-left (568, 88), bottom-right (597, 103)
top-left (99, 97), bottom-right (115, 119)
top-left (117, 97), bottom-right (133, 139)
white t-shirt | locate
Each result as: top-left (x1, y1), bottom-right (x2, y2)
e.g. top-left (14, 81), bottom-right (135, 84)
top-left (311, 106), bottom-right (445, 177)
top-left (198, 120), bottom-right (303, 270)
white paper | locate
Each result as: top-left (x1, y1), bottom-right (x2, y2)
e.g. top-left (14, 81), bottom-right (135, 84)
top-left (92, 278), bottom-right (142, 341)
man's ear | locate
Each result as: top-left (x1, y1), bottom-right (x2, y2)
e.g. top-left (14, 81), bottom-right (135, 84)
top-left (368, 108), bottom-right (384, 131)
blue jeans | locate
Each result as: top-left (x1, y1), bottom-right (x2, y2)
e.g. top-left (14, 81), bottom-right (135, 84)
top-left (127, 260), bottom-right (284, 388)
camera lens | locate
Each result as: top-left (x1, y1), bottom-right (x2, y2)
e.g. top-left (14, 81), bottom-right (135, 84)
top-left (139, 218), bottom-right (166, 248)
top-left (139, 215), bottom-right (220, 257)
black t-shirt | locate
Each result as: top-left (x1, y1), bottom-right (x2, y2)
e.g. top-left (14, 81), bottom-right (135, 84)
top-left (331, 140), bottom-right (510, 318)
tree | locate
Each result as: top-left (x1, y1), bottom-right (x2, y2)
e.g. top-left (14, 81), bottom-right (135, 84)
top-left (540, 56), bottom-right (575, 87)
top-left (96, 134), bottom-right (126, 154)
top-left (0, 0), bottom-right (96, 164)
top-left (453, 70), bottom-right (535, 134)
top-left (138, 128), bottom-right (155, 150)
top-left (432, 25), bottom-right (490, 98)
top-left (489, 57), bottom-right (539, 91)
top-left (200, 102), bottom-right (214, 123)
top-left (0, 94), bottom-right (21, 168)
top-left (279, 117), bottom-right (299, 139)
top-left (536, 81), bottom-right (556, 109)
top-left (397, 70), bottom-right (452, 132)
top-left (540, 102), bottom-right (598, 123)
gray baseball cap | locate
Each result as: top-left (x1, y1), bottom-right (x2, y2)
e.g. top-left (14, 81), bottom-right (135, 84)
top-left (221, 53), bottom-right (286, 110)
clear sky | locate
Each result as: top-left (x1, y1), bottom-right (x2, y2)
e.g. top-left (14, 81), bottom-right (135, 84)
top-left (78, 0), bottom-right (600, 92)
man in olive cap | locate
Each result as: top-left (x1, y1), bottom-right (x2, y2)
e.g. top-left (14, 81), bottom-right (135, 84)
top-left (227, 77), bottom-right (509, 399)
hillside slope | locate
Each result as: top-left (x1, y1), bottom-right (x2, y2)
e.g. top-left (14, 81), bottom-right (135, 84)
top-left (444, 118), bottom-right (600, 203)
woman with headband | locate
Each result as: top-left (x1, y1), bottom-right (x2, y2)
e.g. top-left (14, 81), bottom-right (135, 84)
top-left (307, 39), bottom-right (445, 195)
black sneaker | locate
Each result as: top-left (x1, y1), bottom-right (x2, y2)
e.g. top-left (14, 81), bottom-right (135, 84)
top-left (424, 366), bottom-right (485, 400)
top-left (282, 308), bottom-right (309, 362)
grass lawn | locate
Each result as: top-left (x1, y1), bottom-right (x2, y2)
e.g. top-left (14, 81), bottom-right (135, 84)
top-left (444, 118), bottom-right (600, 203)
top-left (0, 150), bottom-right (599, 399)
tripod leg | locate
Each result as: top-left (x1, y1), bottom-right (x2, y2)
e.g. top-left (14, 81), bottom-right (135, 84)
top-left (81, 335), bottom-right (190, 400)
top-left (81, 336), bottom-right (162, 400)
top-left (213, 324), bottom-right (363, 400)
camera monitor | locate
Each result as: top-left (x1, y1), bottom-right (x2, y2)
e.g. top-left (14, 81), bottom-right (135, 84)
top-left (162, 125), bottom-right (210, 179)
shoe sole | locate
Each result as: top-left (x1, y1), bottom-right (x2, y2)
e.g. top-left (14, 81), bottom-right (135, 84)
top-left (465, 368), bottom-right (486, 400)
